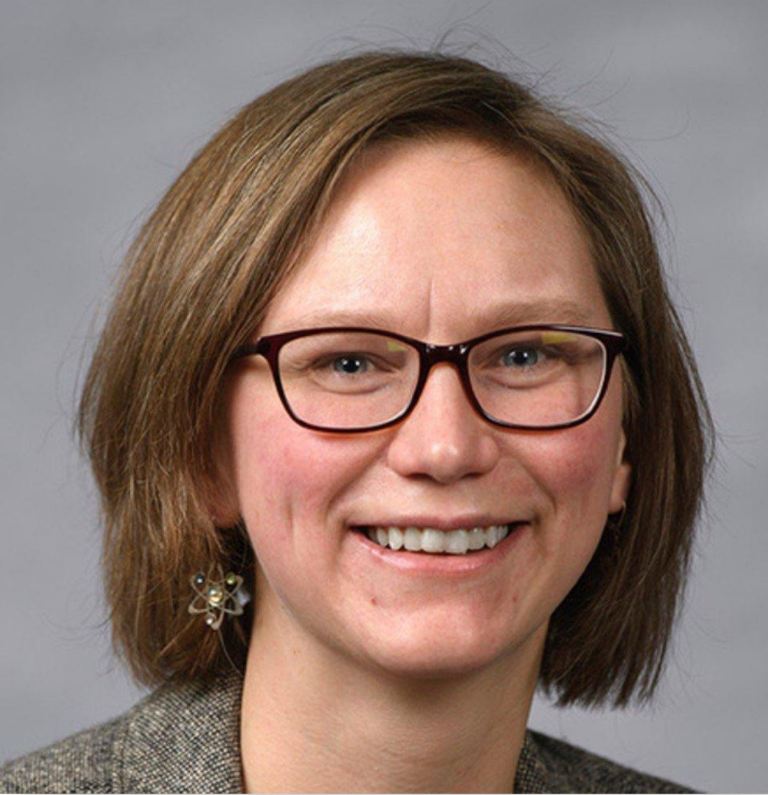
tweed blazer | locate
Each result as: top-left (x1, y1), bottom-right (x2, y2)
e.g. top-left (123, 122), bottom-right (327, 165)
top-left (1, 671), bottom-right (695, 793)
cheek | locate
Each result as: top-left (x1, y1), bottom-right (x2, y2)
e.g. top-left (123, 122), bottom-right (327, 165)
top-left (502, 420), bottom-right (623, 629)
top-left (225, 399), bottom-right (386, 636)
top-left (531, 422), bottom-right (620, 506)
top-left (526, 375), bottom-right (626, 515)
top-left (226, 396), bottom-right (375, 545)
top-left (513, 404), bottom-right (625, 569)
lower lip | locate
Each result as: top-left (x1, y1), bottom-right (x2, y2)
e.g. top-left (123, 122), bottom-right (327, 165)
top-left (349, 523), bottom-right (528, 577)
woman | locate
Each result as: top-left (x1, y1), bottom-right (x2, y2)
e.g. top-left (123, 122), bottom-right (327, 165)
top-left (1, 51), bottom-right (711, 793)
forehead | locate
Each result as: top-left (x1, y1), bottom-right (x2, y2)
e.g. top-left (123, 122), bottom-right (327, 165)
top-left (262, 136), bottom-right (610, 340)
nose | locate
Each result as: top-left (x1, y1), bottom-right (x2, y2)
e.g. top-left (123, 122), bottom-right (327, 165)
top-left (385, 363), bottom-right (501, 484)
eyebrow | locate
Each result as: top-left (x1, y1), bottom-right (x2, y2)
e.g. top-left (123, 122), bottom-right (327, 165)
top-left (283, 299), bottom-right (598, 333)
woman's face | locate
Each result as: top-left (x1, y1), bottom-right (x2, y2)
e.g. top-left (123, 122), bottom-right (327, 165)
top-left (222, 137), bottom-right (631, 679)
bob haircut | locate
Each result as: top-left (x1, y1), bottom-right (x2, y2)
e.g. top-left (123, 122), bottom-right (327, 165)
top-left (78, 50), bottom-right (712, 709)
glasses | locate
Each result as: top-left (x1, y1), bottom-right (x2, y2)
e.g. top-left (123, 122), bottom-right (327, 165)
top-left (231, 324), bottom-right (626, 433)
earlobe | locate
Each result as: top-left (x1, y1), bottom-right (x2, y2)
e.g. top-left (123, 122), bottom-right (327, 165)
top-left (206, 392), bottom-right (242, 527)
top-left (206, 440), bottom-right (242, 526)
top-left (205, 432), bottom-right (241, 528)
top-left (209, 497), bottom-right (241, 529)
top-left (203, 471), bottom-right (241, 528)
top-left (609, 430), bottom-right (632, 513)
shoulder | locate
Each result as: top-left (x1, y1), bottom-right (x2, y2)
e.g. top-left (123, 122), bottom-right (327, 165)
top-left (0, 716), bottom-right (122, 794)
top-left (526, 728), bottom-right (698, 794)
top-left (1, 672), bottom-right (243, 793)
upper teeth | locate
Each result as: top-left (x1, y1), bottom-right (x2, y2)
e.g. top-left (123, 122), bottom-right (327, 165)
top-left (364, 525), bottom-right (510, 554)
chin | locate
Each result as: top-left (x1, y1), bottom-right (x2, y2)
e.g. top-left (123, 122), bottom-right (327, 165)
top-left (351, 620), bottom-right (526, 682)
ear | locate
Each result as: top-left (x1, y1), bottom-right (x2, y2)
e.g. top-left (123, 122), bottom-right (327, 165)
top-left (204, 404), bottom-right (241, 528)
top-left (609, 428), bottom-right (632, 513)
top-left (203, 469), bottom-right (241, 528)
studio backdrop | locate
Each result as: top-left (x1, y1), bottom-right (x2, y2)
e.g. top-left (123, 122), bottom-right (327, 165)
top-left (1, 2), bottom-right (766, 792)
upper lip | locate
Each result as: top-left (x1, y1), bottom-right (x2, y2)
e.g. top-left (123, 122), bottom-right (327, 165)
top-left (350, 515), bottom-right (529, 532)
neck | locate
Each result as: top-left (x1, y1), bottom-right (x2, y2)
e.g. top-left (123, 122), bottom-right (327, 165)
top-left (239, 597), bottom-right (545, 793)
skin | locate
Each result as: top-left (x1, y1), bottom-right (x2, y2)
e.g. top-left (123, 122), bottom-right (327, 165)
top-left (220, 137), bottom-right (631, 792)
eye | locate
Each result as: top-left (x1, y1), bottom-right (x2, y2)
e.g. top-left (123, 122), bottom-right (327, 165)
top-left (331, 355), bottom-right (371, 375)
top-left (501, 347), bottom-right (544, 368)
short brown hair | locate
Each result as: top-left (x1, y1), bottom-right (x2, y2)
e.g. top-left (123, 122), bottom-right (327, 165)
top-left (78, 50), bottom-right (713, 708)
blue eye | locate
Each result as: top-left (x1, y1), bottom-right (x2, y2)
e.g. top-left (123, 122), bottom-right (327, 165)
top-left (332, 356), bottom-right (370, 375)
top-left (502, 348), bottom-right (541, 368)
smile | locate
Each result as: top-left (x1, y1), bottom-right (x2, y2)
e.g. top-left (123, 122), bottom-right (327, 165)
top-left (361, 524), bottom-right (515, 555)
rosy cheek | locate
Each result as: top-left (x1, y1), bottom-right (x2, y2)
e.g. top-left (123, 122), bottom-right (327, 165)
top-left (528, 371), bottom-right (625, 500)
top-left (229, 403), bottom-right (372, 540)
top-left (512, 417), bottom-right (622, 524)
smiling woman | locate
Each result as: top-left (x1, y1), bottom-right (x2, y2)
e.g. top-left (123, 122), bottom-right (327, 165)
top-left (1, 51), bottom-right (712, 793)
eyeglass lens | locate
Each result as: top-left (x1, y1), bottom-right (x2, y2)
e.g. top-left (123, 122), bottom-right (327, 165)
top-left (276, 329), bottom-right (607, 430)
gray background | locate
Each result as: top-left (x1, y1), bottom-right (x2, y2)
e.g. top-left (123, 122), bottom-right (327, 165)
top-left (1, 1), bottom-right (766, 791)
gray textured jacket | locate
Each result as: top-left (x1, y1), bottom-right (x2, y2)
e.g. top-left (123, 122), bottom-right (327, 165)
top-left (1, 671), bottom-right (695, 793)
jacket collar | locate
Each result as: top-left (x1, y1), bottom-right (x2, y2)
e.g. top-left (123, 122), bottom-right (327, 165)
top-left (116, 671), bottom-right (244, 792)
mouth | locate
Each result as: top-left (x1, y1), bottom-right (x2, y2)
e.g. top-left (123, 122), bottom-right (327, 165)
top-left (351, 523), bottom-right (526, 555)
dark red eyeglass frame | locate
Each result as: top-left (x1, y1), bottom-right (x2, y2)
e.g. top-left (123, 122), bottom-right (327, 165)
top-left (230, 324), bottom-right (626, 433)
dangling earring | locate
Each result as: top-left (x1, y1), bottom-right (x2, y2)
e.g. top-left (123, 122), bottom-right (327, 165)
top-left (188, 567), bottom-right (245, 630)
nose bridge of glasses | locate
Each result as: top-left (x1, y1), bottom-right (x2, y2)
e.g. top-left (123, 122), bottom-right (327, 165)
top-left (419, 341), bottom-right (474, 388)
top-left (416, 341), bottom-right (477, 409)
top-left (422, 341), bottom-right (470, 369)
